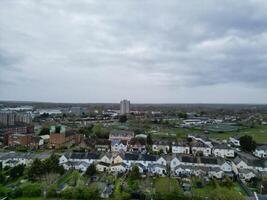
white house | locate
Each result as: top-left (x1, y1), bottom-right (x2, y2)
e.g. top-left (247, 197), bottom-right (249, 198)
top-left (77, 161), bottom-right (90, 172)
top-left (220, 161), bottom-right (233, 172)
top-left (229, 136), bottom-right (240, 147)
top-left (188, 134), bottom-right (213, 148)
top-left (99, 153), bottom-right (113, 164)
top-left (152, 141), bottom-right (170, 154)
top-left (233, 157), bottom-right (249, 169)
top-left (174, 165), bottom-right (193, 176)
top-left (156, 156), bottom-right (167, 166)
top-left (213, 143), bottom-right (235, 158)
top-left (191, 141), bottom-right (212, 156)
top-left (113, 154), bottom-right (124, 164)
top-left (110, 163), bottom-right (128, 173)
top-left (123, 153), bottom-right (139, 166)
top-left (148, 164), bottom-right (167, 176)
top-left (59, 154), bottom-right (69, 164)
top-left (111, 140), bottom-right (128, 152)
top-left (96, 162), bottom-right (110, 172)
top-left (208, 167), bottom-right (224, 179)
top-left (239, 169), bottom-right (256, 181)
top-left (253, 145), bottom-right (267, 158)
top-left (172, 142), bottom-right (190, 154)
top-left (137, 154), bottom-right (157, 167)
top-left (170, 157), bottom-right (181, 170)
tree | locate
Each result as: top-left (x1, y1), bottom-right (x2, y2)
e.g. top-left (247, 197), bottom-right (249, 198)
top-left (39, 127), bottom-right (50, 135)
top-left (129, 166), bottom-right (140, 180)
top-left (177, 112), bottom-right (187, 119)
top-left (119, 115), bottom-right (128, 123)
top-left (147, 133), bottom-right (153, 145)
top-left (28, 159), bottom-right (44, 181)
top-left (0, 172), bottom-right (6, 184)
top-left (9, 164), bottom-right (25, 180)
top-left (86, 164), bottom-right (96, 177)
top-left (55, 126), bottom-right (61, 133)
top-left (240, 135), bottom-right (256, 152)
top-left (92, 124), bottom-right (109, 138)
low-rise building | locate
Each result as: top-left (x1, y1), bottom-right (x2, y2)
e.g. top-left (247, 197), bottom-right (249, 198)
top-left (191, 141), bottom-right (212, 156)
top-left (49, 131), bottom-right (83, 149)
top-left (254, 145), bottom-right (267, 158)
top-left (172, 142), bottom-right (190, 154)
top-left (109, 130), bottom-right (134, 142)
top-left (213, 143), bottom-right (235, 158)
top-left (152, 141), bottom-right (170, 154)
top-left (111, 140), bottom-right (127, 152)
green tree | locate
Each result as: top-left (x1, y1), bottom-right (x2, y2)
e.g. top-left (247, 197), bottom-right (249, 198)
top-left (55, 126), bottom-right (61, 133)
top-left (0, 172), bottom-right (6, 184)
top-left (119, 115), bottom-right (128, 123)
top-left (39, 127), bottom-right (50, 135)
top-left (86, 164), bottom-right (96, 177)
top-left (129, 165), bottom-right (140, 180)
top-left (28, 159), bottom-right (44, 181)
top-left (147, 133), bottom-right (153, 145)
top-left (240, 135), bottom-right (256, 152)
top-left (9, 164), bottom-right (25, 180)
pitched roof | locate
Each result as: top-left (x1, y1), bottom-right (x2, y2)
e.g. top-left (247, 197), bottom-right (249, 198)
top-left (124, 153), bottom-right (139, 161)
top-left (200, 157), bottom-right (218, 165)
top-left (181, 156), bottom-right (197, 163)
top-left (141, 154), bottom-right (157, 162)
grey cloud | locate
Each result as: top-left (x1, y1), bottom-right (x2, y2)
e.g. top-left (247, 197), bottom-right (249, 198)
top-left (0, 0), bottom-right (266, 103)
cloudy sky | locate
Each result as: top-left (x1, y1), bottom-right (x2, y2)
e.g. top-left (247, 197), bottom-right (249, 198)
top-left (1, 0), bottom-right (267, 104)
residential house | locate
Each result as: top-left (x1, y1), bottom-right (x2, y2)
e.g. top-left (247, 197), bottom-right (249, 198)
top-left (111, 140), bottom-right (127, 152)
top-left (239, 169), bottom-right (256, 181)
top-left (124, 153), bottom-right (139, 166)
top-left (113, 154), bottom-right (124, 164)
top-left (109, 130), bottom-right (134, 142)
top-left (148, 164), bottom-right (167, 176)
top-left (213, 143), bottom-right (235, 158)
top-left (233, 156), bottom-right (250, 169)
top-left (254, 145), bottom-right (267, 158)
top-left (96, 162), bottom-right (110, 172)
top-left (156, 156), bottom-right (167, 166)
top-left (188, 134), bottom-right (213, 148)
top-left (170, 156), bottom-right (181, 170)
top-left (172, 142), bottom-right (190, 154)
top-left (138, 154), bottom-right (157, 167)
top-left (128, 137), bottom-right (146, 152)
top-left (191, 141), bottom-right (212, 156)
top-left (110, 163), bottom-right (128, 173)
top-left (99, 153), bottom-right (113, 164)
top-left (152, 141), bottom-right (170, 154)
top-left (208, 167), bottom-right (224, 179)
top-left (229, 136), bottom-right (240, 147)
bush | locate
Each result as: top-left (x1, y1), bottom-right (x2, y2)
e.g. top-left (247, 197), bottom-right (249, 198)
top-left (20, 183), bottom-right (42, 197)
top-left (47, 184), bottom-right (58, 198)
top-left (0, 185), bottom-right (12, 197)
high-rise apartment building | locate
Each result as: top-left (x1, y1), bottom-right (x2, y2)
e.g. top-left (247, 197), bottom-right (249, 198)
top-left (120, 99), bottom-right (130, 115)
top-left (0, 111), bottom-right (15, 126)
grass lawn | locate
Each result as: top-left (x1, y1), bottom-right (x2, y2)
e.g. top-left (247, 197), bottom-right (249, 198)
top-left (56, 170), bottom-right (81, 187)
top-left (154, 177), bottom-right (179, 194)
top-left (12, 198), bottom-right (45, 200)
top-left (233, 182), bottom-right (247, 196)
top-left (207, 125), bottom-right (267, 143)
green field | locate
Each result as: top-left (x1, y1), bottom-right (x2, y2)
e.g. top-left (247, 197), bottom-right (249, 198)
top-left (151, 125), bottom-right (267, 144)
top-left (154, 177), bottom-right (179, 193)
top-left (207, 125), bottom-right (267, 143)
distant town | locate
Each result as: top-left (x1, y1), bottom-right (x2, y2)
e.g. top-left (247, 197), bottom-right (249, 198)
top-left (0, 101), bottom-right (267, 199)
